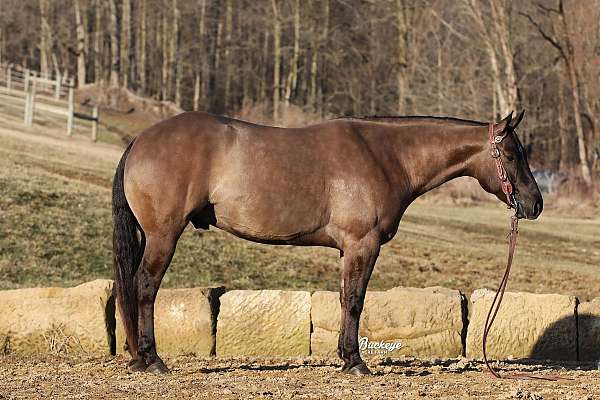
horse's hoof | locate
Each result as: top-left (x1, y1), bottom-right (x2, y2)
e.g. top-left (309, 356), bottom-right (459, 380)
top-left (127, 358), bottom-right (147, 372)
top-left (146, 360), bottom-right (170, 375)
top-left (346, 363), bottom-right (372, 376)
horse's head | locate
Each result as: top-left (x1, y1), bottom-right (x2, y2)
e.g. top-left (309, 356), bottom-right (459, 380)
top-left (478, 111), bottom-right (543, 220)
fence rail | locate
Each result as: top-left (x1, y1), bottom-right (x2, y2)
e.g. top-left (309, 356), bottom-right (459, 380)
top-left (0, 64), bottom-right (99, 141)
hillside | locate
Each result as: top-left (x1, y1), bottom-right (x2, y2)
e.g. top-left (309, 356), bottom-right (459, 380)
top-left (1, 123), bottom-right (599, 300)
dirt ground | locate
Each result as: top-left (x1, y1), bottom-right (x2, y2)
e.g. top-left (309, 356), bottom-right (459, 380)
top-left (0, 355), bottom-right (598, 399)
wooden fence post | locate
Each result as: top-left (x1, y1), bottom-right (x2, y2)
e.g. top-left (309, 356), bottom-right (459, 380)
top-left (24, 68), bottom-right (29, 93)
top-left (24, 78), bottom-right (35, 126)
top-left (91, 106), bottom-right (98, 142)
top-left (5, 66), bottom-right (10, 93)
top-left (23, 83), bottom-right (30, 124)
top-left (55, 72), bottom-right (61, 99)
top-left (28, 78), bottom-right (36, 125)
top-left (6, 65), bottom-right (12, 94)
top-left (67, 79), bottom-right (74, 136)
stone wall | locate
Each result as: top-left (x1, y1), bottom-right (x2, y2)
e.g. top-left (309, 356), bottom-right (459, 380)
top-left (115, 286), bottom-right (225, 356)
top-left (465, 289), bottom-right (578, 360)
top-left (1, 280), bottom-right (598, 362)
top-left (0, 280), bottom-right (115, 355)
top-left (311, 287), bottom-right (465, 358)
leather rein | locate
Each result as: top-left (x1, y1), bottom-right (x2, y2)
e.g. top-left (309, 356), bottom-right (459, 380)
top-left (482, 124), bottom-right (571, 382)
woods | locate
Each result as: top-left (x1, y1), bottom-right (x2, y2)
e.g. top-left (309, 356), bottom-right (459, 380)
top-left (0, 0), bottom-right (598, 181)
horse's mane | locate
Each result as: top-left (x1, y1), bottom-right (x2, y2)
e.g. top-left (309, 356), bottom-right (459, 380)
top-left (338, 115), bottom-right (488, 127)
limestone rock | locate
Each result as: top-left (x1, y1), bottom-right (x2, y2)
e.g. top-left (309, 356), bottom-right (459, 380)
top-left (116, 286), bottom-right (225, 356)
top-left (216, 290), bottom-right (311, 357)
top-left (578, 298), bottom-right (600, 362)
top-left (466, 289), bottom-right (577, 360)
top-left (311, 286), bottom-right (465, 358)
top-left (0, 280), bottom-right (115, 355)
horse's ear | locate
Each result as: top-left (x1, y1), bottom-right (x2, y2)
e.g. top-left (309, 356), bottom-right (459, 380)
top-left (513, 110), bottom-right (525, 129)
top-left (495, 111), bottom-right (513, 133)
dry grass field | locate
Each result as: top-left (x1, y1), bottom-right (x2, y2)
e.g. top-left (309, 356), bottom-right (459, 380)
top-left (1, 120), bottom-right (599, 300)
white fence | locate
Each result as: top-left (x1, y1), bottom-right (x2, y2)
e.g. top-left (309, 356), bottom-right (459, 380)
top-left (0, 64), bottom-right (99, 141)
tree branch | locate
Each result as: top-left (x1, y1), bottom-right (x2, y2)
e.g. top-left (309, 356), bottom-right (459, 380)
top-left (519, 11), bottom-right (566, 60)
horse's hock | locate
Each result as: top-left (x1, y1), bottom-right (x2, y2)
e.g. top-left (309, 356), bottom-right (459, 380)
top-left (466, 289), bottom-right (578, 360)
top-left (216, 290), bottom-right (312, 357)
top-left (115, 287), bottom-right (225, 356)
top-left (311, 286), bottom-right (466, 358)
top-left (0, 280), bottom-right (115, 355)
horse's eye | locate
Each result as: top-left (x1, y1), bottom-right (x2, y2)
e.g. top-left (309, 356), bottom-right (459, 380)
top-left (506, 155), bottom-right (515, 162)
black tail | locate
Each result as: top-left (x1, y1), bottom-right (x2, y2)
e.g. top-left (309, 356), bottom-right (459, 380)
top-left (112, 140), bottom-right (144, 357)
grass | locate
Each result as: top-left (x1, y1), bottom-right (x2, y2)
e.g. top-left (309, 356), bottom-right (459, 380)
top-left (1, 123), bottom-right (599, 300)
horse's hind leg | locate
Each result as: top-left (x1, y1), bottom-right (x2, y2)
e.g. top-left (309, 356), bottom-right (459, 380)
top-left (338, 232), bottom-right (380, 375)
top-left (134, 231), bottom-right (180, 374)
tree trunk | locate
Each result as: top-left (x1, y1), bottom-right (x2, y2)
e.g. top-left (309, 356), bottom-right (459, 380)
top-left (284, 0), bottom-right (300, 107)
top-left (121, 0), bottom-right (131, 88)
top-left (108, 0), bottom-right (119, 87)
top-left (193, 72), bottom-right (200, 111)
top-left (558, 74), bottom-right (570, 171)
top-left (136, 0), bottom-right (147, 93)
top-left (39, 0), bottom-right (50, 78)
top-left (559, 0), bottom-right (592, 184)
top-left (308, 16), bottom-right (318, 112)
top-left (566, 59), bottom-right (592, 184)
top-left (309, 0), bottom-right (328, 115)
top-left (74, 0), bottom-right (86, 87)
top-left (463, 0), bottom-right (519, 118)
top-left (197, 0), bottom-right (207, 109)
top-left (396, 0), bottom-right (410, 115)
top-left (161, 7), bottom-right (169, 100)
top-left (271, 0), bottom-right (281, 121)
top-left (172, 0), bottom-right (181, 107)
top-left (94, 0), bottom-right (102, 83)
top-left (489, 1), bottom-right (518, 113)
top-left (224, 0), bottom-right (232, 110)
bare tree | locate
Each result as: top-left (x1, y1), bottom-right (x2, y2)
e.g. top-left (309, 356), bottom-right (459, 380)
top-left (136, 0), bottom-right (147, 93)
top-left (121, 0), bottom-right (131, 88)
top-left (464, 0), bottom-right (517, 117)
top-left (93, 0), bottom-right (103, 83)
top-left (271, 0), bottom-right (281, 121)
top-left (74, 0), bottom-right (86, 86)
top-left (522, 0), bottom-right (592, 184)
top-left (284, 0), bottom-right (301, 107)
top-left (38, 0), bottom-right (50, 78)
top-left (108, 0), bottom-right (119, 87)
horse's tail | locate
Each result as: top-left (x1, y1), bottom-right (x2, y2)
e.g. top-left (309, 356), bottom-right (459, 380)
top-left (112, 140), bottom-right (144, 356)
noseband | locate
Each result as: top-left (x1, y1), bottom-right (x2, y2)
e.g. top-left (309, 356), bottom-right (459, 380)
top-left (481, 124), bottom-right (569, 382)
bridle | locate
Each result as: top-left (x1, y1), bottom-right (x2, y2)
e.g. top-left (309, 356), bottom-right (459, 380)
top-left (481, 123), bottom-right (570, 381)
top-left (488, 124), bottom-right (518, 211)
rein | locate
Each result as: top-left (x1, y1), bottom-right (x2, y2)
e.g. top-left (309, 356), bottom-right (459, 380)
top-left (481, 124), bottom-right (571, 382)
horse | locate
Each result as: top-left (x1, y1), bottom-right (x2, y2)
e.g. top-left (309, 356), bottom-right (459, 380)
top-left (112, 110), bottom-right (542, 375)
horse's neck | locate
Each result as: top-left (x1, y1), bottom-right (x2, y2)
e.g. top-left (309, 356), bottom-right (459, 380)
top-left (392, 124), bottom-right (488, 197)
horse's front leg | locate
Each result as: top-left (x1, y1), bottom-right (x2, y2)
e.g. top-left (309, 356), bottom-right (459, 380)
top-left (338, 231), bottom-right (381, 375)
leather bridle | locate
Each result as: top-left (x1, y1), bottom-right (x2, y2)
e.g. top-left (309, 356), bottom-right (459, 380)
top-left (488, 124), bottom-right (517, 210)
top-left (481, 123), bottom-right (570, 382)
